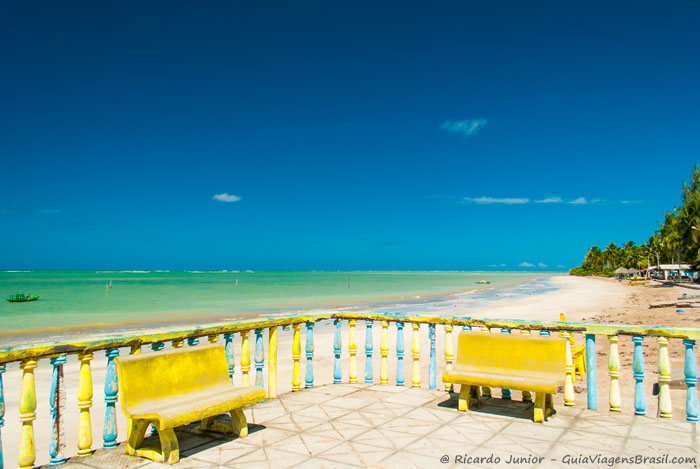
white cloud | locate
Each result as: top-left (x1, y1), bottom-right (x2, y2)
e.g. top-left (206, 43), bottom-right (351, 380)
top-left (568, 197), bottom-right (587, 205)
top-left (538, 262), bottom-right (548, 268)
top-left (519, 262), bottom-right (535, 267)
top-left (464, 196), bottom-right (529, 205)
top-left (556, 264), bottom-right (566, 268)
top-left (213, 193), bottom-right (242, 203)
top-left (535, 197), bottom-right (562, 204)
top-left (488, 263), bottom-right (507, 268)
top-left (439, 119), bottom-right (488, 137)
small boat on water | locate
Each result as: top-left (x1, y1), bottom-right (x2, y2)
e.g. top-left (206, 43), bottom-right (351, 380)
top-left (7, 292), bottom-right (39, 302)
top-left (476, 280), bottom-right (491, 285)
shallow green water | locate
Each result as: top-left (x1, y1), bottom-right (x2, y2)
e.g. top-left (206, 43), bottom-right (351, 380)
top-left (0, 270), bottom-right (551, 335)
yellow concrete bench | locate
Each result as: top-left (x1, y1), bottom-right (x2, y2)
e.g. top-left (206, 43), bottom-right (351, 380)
top-left (115, 344), bottom-right (266, 464)
top-left (442, 332), bottom-right (566, 423)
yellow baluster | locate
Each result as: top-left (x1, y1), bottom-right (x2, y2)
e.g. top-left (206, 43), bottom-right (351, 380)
top-left (562, 331), bottom-right (575, 406)
top-left (18, 359), bottom-right (37, 468)
top-left (208, 334), bottom-right (219, 343)
top-left (608, 335), bottom-right (621, 412)
top-left (519, 330), bottom-right (531, 402)
top-left (268, 326), bottom-right (278, 398)
top-left (412, 323), bottom-right (421, 388)
top-left (130, 344), bottom-right (141, 354)
top-left (172, 338), bottom-right (184, 348)
top-left (292, 323), bottom-right (302, 391)
top-left (380, 320), bottom-right (389, 385)
top-left (444, 324), bottom-right (454, 392)
top-left (241, 330), bottom-right (251, 387)
top-left (348, 319), bottom-right (358, 383)
top-left (658, 337), bottom-right (672, 418)
top-left (481, 326), bottom-right (489, 333)
top-left (77, 352), bottom-right (93, 456)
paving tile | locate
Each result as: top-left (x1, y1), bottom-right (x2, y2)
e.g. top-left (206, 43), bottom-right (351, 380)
top-left (315, 441), bottom-right (395, 467)
top-left (628, 423), bottom-right (695, 448)
top-left (349, 428), bottom-right (421, 451)
top-left (376, 450), bottom-right (444, 469)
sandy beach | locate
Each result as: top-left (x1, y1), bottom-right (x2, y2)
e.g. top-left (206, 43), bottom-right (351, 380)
top-left (1, 275), bottom-right (698, 467)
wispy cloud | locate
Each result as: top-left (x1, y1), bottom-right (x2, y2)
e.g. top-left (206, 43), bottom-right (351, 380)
top-left (464, 196), bottom-right (529, 205)
top-left (556, 264), bottom-right (566, 268)
top-left (439, 119), bottom-right (488, 137)
top-left (213, 193), bottom-right (242, 203)
top-left (568, 197), bottom-right (587, 205)
top-left (519, 262), bottom-right (535, 267)
top-left (535, 197), bottom-right (562, 204)
top-left (488, 263), bottom-right (507, 268)
top-left (537, 262), bottom-right (548, 268)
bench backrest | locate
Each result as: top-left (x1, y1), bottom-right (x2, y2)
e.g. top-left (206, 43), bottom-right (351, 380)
top-left (456, 332), bottom-right (566, 380)
top-left (115, 344), bottom-right (230, 412)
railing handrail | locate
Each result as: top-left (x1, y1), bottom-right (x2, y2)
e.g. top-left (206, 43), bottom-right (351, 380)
top-left (2, 310), bottom-right (700, 365)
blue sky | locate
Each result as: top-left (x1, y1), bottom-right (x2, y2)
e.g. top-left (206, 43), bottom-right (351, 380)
top-left (1, 1), bottom-right (699, 270)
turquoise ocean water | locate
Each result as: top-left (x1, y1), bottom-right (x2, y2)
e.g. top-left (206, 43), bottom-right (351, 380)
top-left (0, 270), bottom-right (559, 343)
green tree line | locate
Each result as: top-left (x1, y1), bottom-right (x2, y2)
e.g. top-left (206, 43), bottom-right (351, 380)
top-left (571, 165), bottom-right (700, 277)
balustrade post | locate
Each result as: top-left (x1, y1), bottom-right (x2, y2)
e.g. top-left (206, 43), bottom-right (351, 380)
top-left (268, 327), bottom-right (278, 397)
top-left (462, 325), bottom-right (471, 331)
top-left (103, 349), bottom-right (119, 449)
top-left (380, 320), bottom-right (389, 385)
top-left (254, 329), bottom-right (264, 388)
top-left (172, 339), bottom-right (184, 349)
top-left (429, 324), bottom-right (436, 390)
top-left (683, 339), bottom-right (698, 422)
top-left (208, 334), bottom-right (219, 343)
top-left (77, 352), bottom-right (93, 456)
top-left (586, 334), bottom-right (597, 410)
top-left (633, 336), bottom-right (646, 415)
top-left (500, 329), bottom-right (512, 399)
top-left (0, 364), bottom-right (5, 469)
top-left (292, 323), bottom-right (302, 391)
top-left (364, 320), bottom-right (374, 384)
top-left (305, 322), bottom-right (314, 389)
top-left (396, 322), bottom-right (405, 386)
top-left (444, 325), bottom-right (454, 392)
top-left (562, 331), bottom-right (575, 406)
top-left (130, 344), bottom-right (142, 354)
top-left (348, 319), bottom-right (358, 383)
top-left (224, 333), bottom-right (235, 382)
top-left (48, 355), bottom-right (67, 465)
top-left (608, 335), bottom-right (621, 412)
top-left (333, 319), bottom-right (342, 384)
top-left (539, 330), bottom-right (550, 337)
top-left (187, 337), bottom-right (199, 346)
top-left (18, 359), bottom-right (37, 468)
top-left (241, 330), bottom-right (251, 387)
top-left (657, 337), bottom-right (672, 419)
top-left (412, 323), bottom-right (421, 388)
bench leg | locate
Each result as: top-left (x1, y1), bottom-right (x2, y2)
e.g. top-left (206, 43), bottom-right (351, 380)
top-left (545, 393), bottom-right (554, 417)
top-left (533, 392), bottom-right (546, 423)
top-left (458, 385), bottom-right (470, 411)
top-left (470, 385), bottom-right (481, 407)
top-left (158, 428), bottom-right (180, 465)
top-left (230, 408), bottom-right (249, 438)
top-left (126, 419), bottom-right (149, 456)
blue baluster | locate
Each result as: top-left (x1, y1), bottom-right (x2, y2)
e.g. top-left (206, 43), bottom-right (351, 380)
top-left (255, 329), bottom-right (264, 388)
top-left (103, 349), bottom-right (119, 448)
top-left (633, 336), bottom-right (646, 415)
top-left (333, 319), bottom-right (342, 384)
top-left (500, 329), bottom-right (512, 399)
top-left (224, 333), bottom-right (235, 382)
top-left (462, 325), bottom-right (471, 331)
top-left (396, 322), bottom-right (405, 386)
top-left (187, 337), bottom-right (199, 346)
top-left (365, 320), bottom-right (374, 384)
top-left (48, 355), bottom-right (67, 465)
top-left (539, 330), bottom-right (550, 337)
top-left (0, 364), bottom-right (4, 469)
top-left (586, 334), bottom-right (597, 410)
top-left (305, 322), bottom-right (314, 388)
top-left (429, 324), bottom-right (436, 390)
top-left (684, 339), bottom-right (698, 422)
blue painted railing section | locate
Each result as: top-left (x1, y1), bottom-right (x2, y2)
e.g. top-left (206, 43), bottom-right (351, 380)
top-left (223, 333), bottom-right (235, 382)
top-left (305, 322), bottom-right (314, 389)
top-left (633, 336), bottom-right (647, 415)
top-left (500, 329), bottom-right (512, 399)
top-left (103, 349), bottom-right (119, 449)
top-left (365, 320), bottom-right (373, 384)
top-left (585, 334), bottom-right (597, 410)
top-left (333, 319), bottom-right (342, 384)
top-left (0, 364), bottom-right (4, 469)
top-left (396, 322), bottom-right (405, 386)
top-left (48, 355), bottom-right (67, 465)
top-left (429, 324), bottom-right (436, 390)
top-left (684, 339), bottom-right (698, 422)
top-left (254, 329), bottom-right (264, 388)
top-left (187, 337), bottom-right (199, 346)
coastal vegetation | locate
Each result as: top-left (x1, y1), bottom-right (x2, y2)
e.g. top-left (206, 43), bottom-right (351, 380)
top-left (571, 166), bottom-right (700, 276)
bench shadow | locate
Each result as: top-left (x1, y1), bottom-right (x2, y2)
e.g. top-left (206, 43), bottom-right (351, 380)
top-left (141, 415), bottom-right (266, 460)
top-left (437, 392), bottom-right (547, 421)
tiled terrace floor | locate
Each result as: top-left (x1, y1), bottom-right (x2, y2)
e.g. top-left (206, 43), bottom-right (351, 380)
top-left (47, 384), bottom-right (698, 469)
